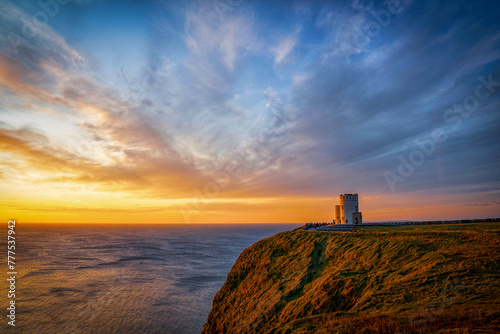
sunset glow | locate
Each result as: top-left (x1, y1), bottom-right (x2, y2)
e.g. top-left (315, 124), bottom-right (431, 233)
top-left (1, 0), bottom-right (499, 224)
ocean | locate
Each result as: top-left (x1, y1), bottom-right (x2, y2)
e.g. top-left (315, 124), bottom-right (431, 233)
top-left (0, 223), bottom-right (299, 333)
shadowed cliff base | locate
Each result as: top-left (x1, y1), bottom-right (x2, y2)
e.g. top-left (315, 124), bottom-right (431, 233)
top-left (203, 223), bottom-right (500, 333)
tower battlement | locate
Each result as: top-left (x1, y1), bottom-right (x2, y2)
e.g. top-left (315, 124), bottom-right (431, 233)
top-left (340, 194), bottom-right (358, 201)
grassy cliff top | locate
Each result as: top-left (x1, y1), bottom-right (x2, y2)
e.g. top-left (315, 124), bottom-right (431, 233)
top-left (203, 223), bottom-right (500, 333)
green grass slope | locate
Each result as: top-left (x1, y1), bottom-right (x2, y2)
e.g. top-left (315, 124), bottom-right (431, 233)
top-left (202, 223), bottom-right (500, 333)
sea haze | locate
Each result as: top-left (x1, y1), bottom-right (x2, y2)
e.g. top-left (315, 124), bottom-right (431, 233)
top-left (0, 223), bottom-right (299, 333)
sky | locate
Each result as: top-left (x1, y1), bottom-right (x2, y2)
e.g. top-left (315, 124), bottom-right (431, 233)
top-left (0, 0), bottom-right (499, 224)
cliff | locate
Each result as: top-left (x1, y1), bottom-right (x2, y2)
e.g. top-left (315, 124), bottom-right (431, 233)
top-left (203, 223), bottom-right (500, 333)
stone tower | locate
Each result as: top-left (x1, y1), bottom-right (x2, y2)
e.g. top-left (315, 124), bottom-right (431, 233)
top-left (334, 205), bottom-right (341, 225)
top-left (335, 193), bottom-right (362, 224)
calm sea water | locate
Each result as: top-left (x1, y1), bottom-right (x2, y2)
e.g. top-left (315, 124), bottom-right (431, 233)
top-left (0, 223), bottom-right (299, 333)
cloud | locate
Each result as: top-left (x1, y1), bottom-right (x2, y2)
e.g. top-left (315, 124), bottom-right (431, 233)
top-left (0, 123), bottom-right (211, 198)
top-left (0, 0), bottom-right (277, 203)
top-left (312, 0), bottom-right (415, 61)
top-left (184, 4), bottom-right (259, 73)
top-left (237, 0), bottom-right (500, 199)
top-left (274, 35), bottom-right (297, 64)
top-left (0, 3), bottom-right (87, 69)
top-left (0, 2), bottom-right (214, 199)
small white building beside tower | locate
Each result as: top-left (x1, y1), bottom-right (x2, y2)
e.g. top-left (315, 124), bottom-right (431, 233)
top-left (334, 193), bottom-right (362, 224)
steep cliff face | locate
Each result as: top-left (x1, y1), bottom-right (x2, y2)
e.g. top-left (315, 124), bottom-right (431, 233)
top-left (203, 224), bottom-right (500, 333)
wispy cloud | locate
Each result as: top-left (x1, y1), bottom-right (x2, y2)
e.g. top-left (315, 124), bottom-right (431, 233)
top-left (274, 35), bottom-right (297, 64)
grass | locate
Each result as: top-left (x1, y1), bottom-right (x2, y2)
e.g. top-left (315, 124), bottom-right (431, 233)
top-left (203, 222), bottom-right (500, 333)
